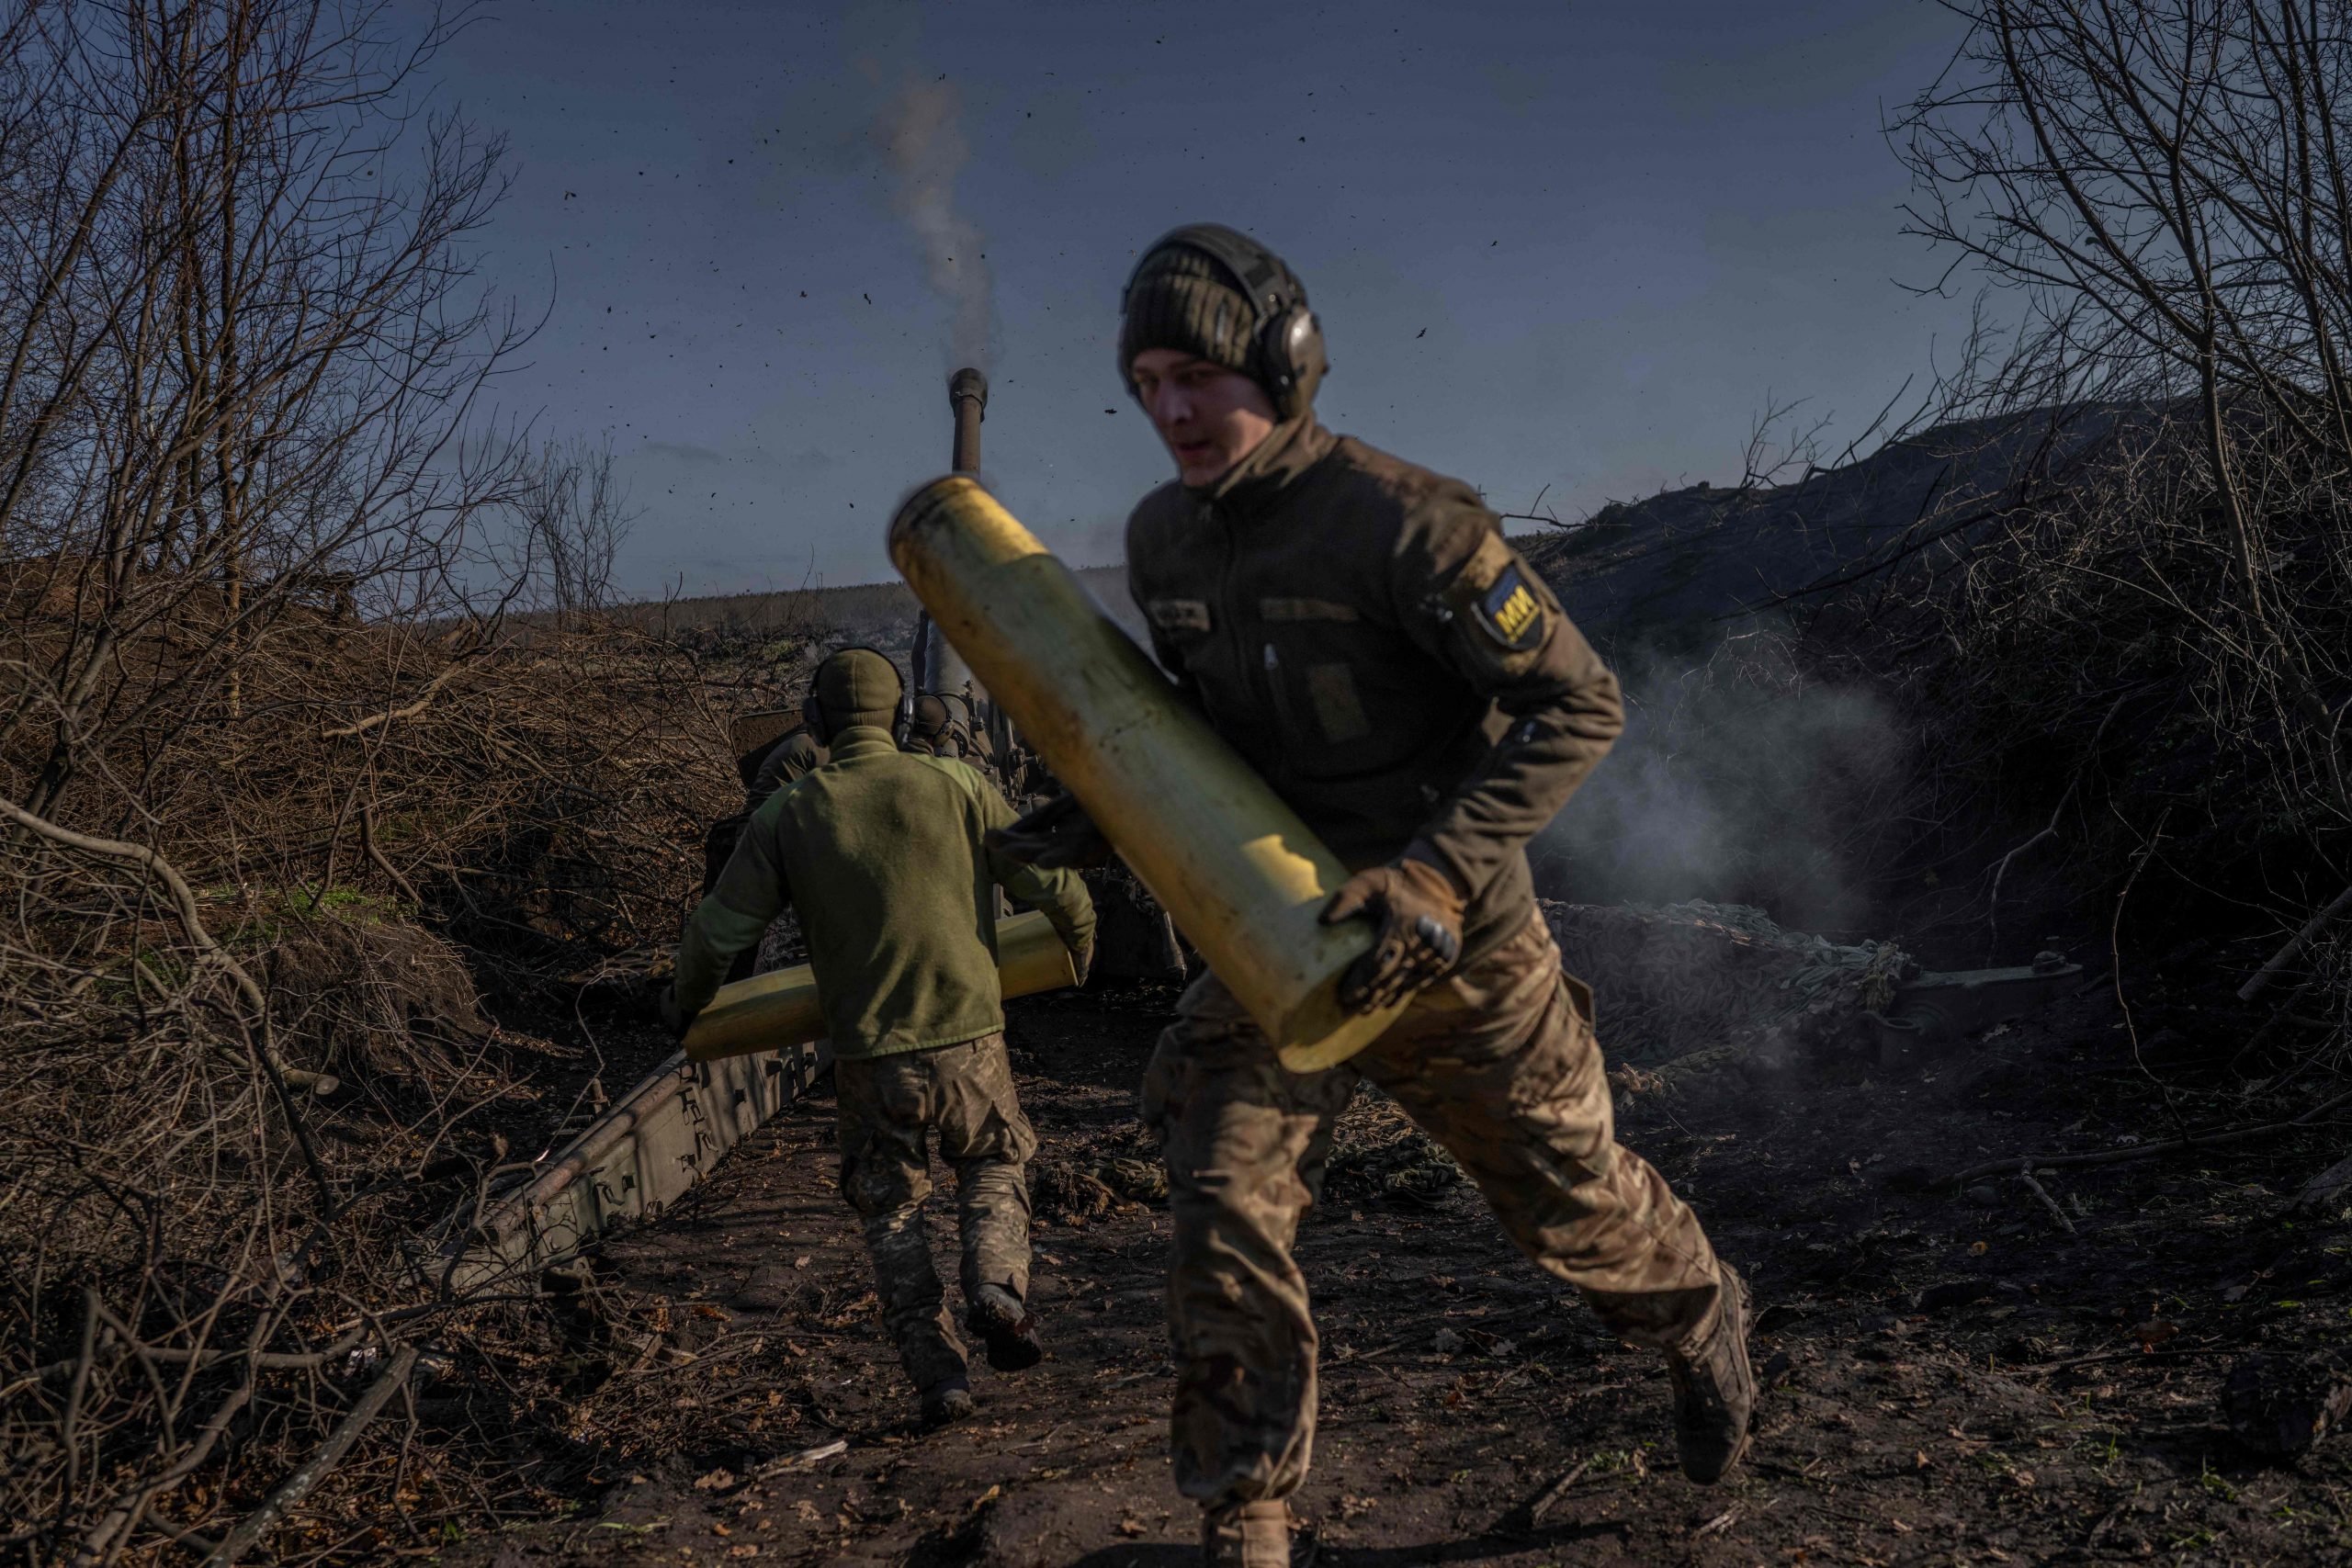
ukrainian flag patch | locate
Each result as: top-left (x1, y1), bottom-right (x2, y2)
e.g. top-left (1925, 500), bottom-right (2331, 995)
top-left (1474, 563), bottom-right (1546, 651)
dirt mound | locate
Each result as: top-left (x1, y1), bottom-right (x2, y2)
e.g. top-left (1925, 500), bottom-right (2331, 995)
top-left (1543, 897), bottom-right (1908, 1066)
top-left (1518, 412), bottom-right (2109, 659)
top-left (264, 907), bottom-right (489, 1082)
top-left (1326, 1090), bottom-right (1464, 1206)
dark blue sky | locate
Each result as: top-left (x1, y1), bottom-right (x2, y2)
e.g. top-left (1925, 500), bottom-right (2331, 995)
top-left (423, 0), bottom-right (1977, 595)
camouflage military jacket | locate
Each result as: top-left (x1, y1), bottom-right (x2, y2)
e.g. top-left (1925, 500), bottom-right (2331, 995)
top-left (1125, 417), bottom-right (1623, 963)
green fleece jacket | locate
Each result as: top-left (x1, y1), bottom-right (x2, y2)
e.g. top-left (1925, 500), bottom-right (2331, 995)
top-left (673, 726), bottom-right (1095, 1059)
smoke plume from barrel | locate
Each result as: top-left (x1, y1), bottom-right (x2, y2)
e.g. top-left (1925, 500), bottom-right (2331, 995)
top-left (876, 79), bottom-right (994, 370)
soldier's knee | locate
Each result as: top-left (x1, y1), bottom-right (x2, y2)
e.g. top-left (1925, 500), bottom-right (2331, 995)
top-left (1175, 1349), bottom-right (1255, 1411)
top-left (955, 1155), bottom-right (1033, 1208)
top-left (974, 1103), bottom-right (1038, 1167)
top-left (1168, 1186), bottom-right (1302, 1276)
top-left (840, 1148), bottom-right (926, 1218)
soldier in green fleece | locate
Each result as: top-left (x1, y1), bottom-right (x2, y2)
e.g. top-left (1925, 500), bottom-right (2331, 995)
top-left (670, 647), bottom-right (1096, 1427)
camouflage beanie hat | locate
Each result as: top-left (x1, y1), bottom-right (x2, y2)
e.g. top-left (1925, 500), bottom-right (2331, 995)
top-left (813, 648), bottom-right (902, 733)
top-left (1118, 244), bottom-right (1264, 397)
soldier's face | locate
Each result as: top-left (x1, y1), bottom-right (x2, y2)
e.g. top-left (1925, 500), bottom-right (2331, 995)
top-left (1130, 349), bottom-right (1279, 487)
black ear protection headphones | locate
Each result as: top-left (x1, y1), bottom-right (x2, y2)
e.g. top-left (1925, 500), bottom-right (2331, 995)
top-left (1121, 223), bottom-right (1328, 421)
top-left (800, 645), bottom-right (906, 744)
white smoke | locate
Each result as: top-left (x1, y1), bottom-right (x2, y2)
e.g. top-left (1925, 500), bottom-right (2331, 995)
top-left (875, 78), bottom-right (994, 370)
top-left (1532, 630), bottom-right (1909, 935)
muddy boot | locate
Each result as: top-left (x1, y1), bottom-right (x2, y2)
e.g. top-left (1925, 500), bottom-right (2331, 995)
top-left (1665, 1263), bottom-right (1754, 1483)
top-left (965, 1282), bottom-right (1044, 1373)
top-left (1201, 1502), bottom-right (1314, 1567)
top-left (919, 1376), bottom-right (973, 1429)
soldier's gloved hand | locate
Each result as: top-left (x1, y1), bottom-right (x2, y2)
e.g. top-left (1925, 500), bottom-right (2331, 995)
top-left (985, 792), bottom-right (1110, 870)
top-left (659, 984), bottom-right (689, 1043)
top-left (1320, 853), bottom-right (1467, 1014)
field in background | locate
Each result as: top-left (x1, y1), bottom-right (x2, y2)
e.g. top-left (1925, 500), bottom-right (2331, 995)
top-left (598, 565), bottom-right (1145, 646)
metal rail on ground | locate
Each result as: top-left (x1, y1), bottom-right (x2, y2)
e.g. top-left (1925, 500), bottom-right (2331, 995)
top-left (448, 1038), bottom-right (831, 1294)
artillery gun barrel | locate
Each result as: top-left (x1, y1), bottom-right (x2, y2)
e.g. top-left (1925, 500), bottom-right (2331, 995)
top-left (927, 368), bottom-right (988, 705)
top-left (948, 367), bottom-right (987, 473)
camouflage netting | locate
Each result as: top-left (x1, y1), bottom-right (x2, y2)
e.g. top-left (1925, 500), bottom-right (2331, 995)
top-left (1028, 1121), bottom-right (1169, 1227)
top-left (1326, 1092), bottom-right (1465, 1207)
top-left (1542, 898), bottom-right (1910, 1068)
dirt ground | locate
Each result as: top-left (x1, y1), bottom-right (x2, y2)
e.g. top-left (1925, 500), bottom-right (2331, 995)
top-left (445, 976), bottom-right (2352, 1567)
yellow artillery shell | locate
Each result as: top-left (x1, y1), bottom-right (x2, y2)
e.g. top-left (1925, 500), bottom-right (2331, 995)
top-left (683, 909), bottom-right (1079, 1063)
top-left (887, 475), bottom-right (1404, 1072)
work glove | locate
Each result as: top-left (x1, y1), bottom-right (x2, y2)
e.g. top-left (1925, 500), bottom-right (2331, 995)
top-left (1320, 855), bottom-right (1467, 1014)
top-left (985, 792), bottom-right (1111, 870)
top-left (1071, 939), bottom-right (1095, 987)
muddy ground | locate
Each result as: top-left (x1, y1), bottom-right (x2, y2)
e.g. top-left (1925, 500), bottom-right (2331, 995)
top-left (444, 977), bottom-right (2352, 1567)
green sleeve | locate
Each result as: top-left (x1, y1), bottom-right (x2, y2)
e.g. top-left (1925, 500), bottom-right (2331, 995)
top-left (974, 773), bottom-right (1096, 957)
top-left (673, 802), bottom-right (793, 1021)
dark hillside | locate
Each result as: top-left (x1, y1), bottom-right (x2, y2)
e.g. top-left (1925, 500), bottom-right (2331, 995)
top-left (1518, 411), bottom-right (2119, 659)
top-left (587, 565), bottom-right (1145, 649)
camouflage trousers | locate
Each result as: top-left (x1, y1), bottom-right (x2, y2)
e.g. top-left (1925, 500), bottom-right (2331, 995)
top-left (835, 1033), bottom-right (1037, 1393)
top-left (1140, 910), bottom-right (1727, 1508)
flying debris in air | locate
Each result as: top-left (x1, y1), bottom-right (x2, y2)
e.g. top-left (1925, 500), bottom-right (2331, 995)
top-left (863, 292), bottom-right (871, 303)
top-left (1416, 328), bottom-right (1426, 338)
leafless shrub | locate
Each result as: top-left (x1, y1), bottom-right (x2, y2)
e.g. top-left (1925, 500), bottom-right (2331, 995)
top-left (0, 3), bottom-right (738, 1558)
top-left (1868, 0), bottom-right (2352, 993)
top-left (0, 0), bottom-right (535, 823)
top-left (0, 824), bottom-right (495, 1564)
top-left (511, 436), bottom-right (636, 630)
top-left (0, 613), bottom-right (738, 1562)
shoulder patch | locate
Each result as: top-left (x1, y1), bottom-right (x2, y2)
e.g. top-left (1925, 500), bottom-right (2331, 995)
top-left (1148, 598), bottom-right (1212, 633)
top-left (1473, 563), bottom-right (1546, 652)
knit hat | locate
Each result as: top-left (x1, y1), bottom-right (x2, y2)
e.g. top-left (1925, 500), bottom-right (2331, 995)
top-left (1119, 244), bottom-right (1265, 393)
top-left (906, 694), bottom-right (951, 747)
top-left (812, 648), bottom-right (902, 733)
